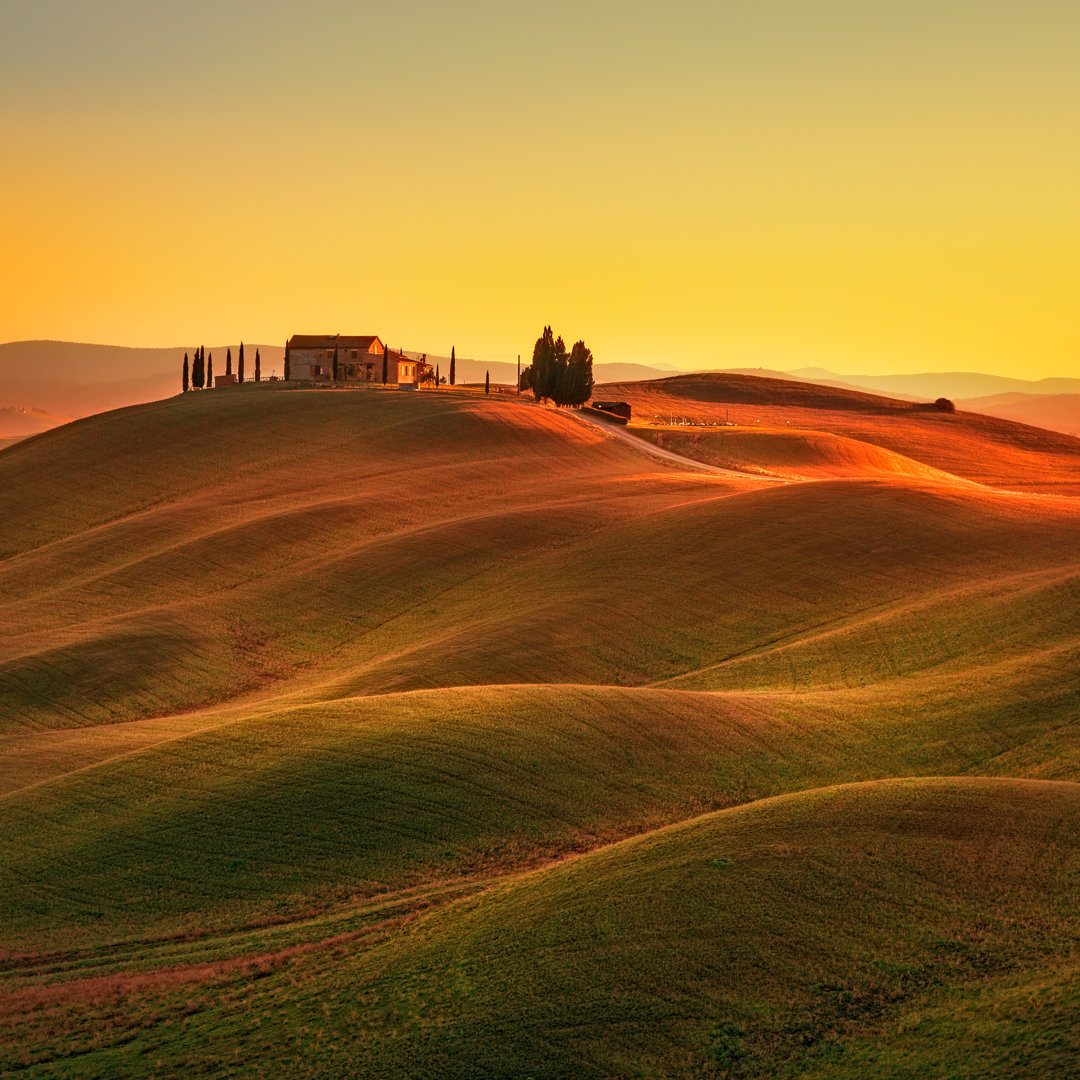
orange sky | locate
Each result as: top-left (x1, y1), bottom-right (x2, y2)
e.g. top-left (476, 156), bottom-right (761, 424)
top-left (2, 1), bottom-right (1078, 377)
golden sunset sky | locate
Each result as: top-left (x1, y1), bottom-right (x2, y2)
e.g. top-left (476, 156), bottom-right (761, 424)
top-left (2, 1), bottom-right (1078, 376)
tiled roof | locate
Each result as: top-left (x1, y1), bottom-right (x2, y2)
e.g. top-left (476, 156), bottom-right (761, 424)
top-left (287, 334), bottom-right (382, 350)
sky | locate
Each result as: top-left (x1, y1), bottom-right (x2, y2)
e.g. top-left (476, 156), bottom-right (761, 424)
top-left (2, 0), bottom-right (1078, 377)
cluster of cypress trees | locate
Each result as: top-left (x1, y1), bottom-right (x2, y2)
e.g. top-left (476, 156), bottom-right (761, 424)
top-left (183, 346), bottom-right (210, 390)
top-left (520, 326), bottom-right (594, 406)
top-left (183, 343), bottom-right (261, 391)
top-left (183, 339), bottom-right (491, 392)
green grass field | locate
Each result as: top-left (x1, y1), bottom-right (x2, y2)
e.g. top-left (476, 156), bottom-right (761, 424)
top-left (1, 382), bottom-right (1078, 1077)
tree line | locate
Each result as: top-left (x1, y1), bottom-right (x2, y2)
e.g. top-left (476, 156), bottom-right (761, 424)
top-left (519, 327), bottom-right (594, 407)
top-left (183, 343), bottom-right (261, 391)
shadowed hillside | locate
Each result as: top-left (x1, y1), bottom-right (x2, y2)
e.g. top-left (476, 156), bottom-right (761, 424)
top-left (2, 383), bottom-right (1079, 1077)
top-left (6, 779), bottom-right (1080, 1077)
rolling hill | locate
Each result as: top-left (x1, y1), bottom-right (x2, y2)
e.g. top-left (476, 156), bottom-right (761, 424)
top-left (1, 380), bottom-right (1078, 1077)
top-left (775, 367), bottom-right (1080, 437)
top-left (599, 372), bottom-right (1080, 493)
top-left (953, 392), bottom-right (1080, 437)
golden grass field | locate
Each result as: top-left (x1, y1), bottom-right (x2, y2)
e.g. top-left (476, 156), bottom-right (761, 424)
top-left (1, 378), bottom-right (1078, 1077)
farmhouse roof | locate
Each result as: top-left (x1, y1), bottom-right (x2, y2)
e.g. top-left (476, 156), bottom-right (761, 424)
top-left (287, 334), bottom-right (383, 350)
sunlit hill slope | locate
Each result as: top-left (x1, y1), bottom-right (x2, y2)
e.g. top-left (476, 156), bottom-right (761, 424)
top-left (1, 381), bottom-right (1078, 1078)
top-left (602, 371), bottom-right (1080, 493)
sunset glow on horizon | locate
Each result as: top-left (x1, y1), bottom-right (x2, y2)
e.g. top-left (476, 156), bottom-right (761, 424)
top-left (3, 1), bottom-right (1079, 378)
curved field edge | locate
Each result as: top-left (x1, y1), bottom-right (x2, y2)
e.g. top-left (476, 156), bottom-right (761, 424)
top-left (5, 777), bottom-right (1079, 1078)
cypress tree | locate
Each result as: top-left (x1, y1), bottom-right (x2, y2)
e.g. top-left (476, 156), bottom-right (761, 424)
top-left (382, 344), bottom-right (388, 384)
top-left (530, 327), bottom-right (554, 402)
top-left (333, 338), bottom-right (339, 381)
top-left (435, 363), bottom-right (440, 386)
top-left (183, 353), bottom-right (189, 393)
top-left (284, 341), bottom-right (291, 381)
top-left (238, 342), bottom-right (245, 384)
top-left (485, 370), bottom-right (490, 395)
top-left (255, 349), bottom-right (261, 382)
top-left (449, 345), bottom-right (456, 386)
top-left (207, 352), bottom-right (214, 387)
top-left (193, 347), bottom-right (203, 389)
top-left (529, 327), bottom-right (570, 404)
top-left (567, 340), bottom-right (594, 406)
top-left (226, 348), bottom-right (232, 377)
top-left (552, 335), bottom-right (568, 404)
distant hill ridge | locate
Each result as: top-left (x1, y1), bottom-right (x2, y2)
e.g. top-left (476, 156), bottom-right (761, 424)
top-left (789, 365), bottom-right (1080, 399)
top-left (3, 339), bottom-right (1078, 437)
top-left (611, 371), bottom-right (920, 412)
top-left (0, 340), bottom-right (683, 420)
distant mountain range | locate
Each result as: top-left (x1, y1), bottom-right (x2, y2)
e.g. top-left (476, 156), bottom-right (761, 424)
top-left (2, 340), bottom-right (1077, 439)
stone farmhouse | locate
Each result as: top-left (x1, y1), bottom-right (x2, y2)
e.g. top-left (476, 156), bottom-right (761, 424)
top-left (287, 334), bottom-right (429, 387)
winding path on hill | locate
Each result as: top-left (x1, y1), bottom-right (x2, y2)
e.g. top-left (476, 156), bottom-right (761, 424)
top-left (571, 408), bottom-right (790, 480)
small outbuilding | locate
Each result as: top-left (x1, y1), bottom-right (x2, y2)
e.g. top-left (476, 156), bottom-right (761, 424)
top-left (591, 401), bottom-right (632, 421)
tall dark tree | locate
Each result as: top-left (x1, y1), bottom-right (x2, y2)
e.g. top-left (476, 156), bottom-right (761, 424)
top-left (485, 370), bottom-right (490, 395)
top-left (255, 349), bottom-right (261, 382)
top-left (435, 363), bottom-right (440, 386)
top-left (565, 340), bottom-right (594, 406)
top-left (332, 338), bottom-right (339, 381)
top-left (226, 348), bottom-right (232, 377)
top-left (529, 326), bottom-right (567, 403)
top-left (530, 327), bottom-right (552, 402)
top-left (284, 341), bottom-right (291, 381)
top-left (182, 353), bottom-right (189, 393)
top-left (238, 342), bottom-right (245, 384)
top-left (449, 346), bottom-right (456, 386)
top-left (193, 346), bottom-right (204, 388)
top-left (207, 352), bottom-right (214, 387)
top-left (518, 364), bottom-right (533, 394)
top-left (382, 344), bottom-right (389, 384)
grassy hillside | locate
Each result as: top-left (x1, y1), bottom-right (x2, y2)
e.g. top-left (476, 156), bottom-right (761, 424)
top-left (601, 373), bottom-right (1080, 492)
top-left (637, 426), bottom-right (971, 482)
top-left (2, 380), bottom-right (1079, 1077)
top-left (6, 779), bottom-right (1079, 1077)
top-left (3, 445), bottom-right (1077, 729)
